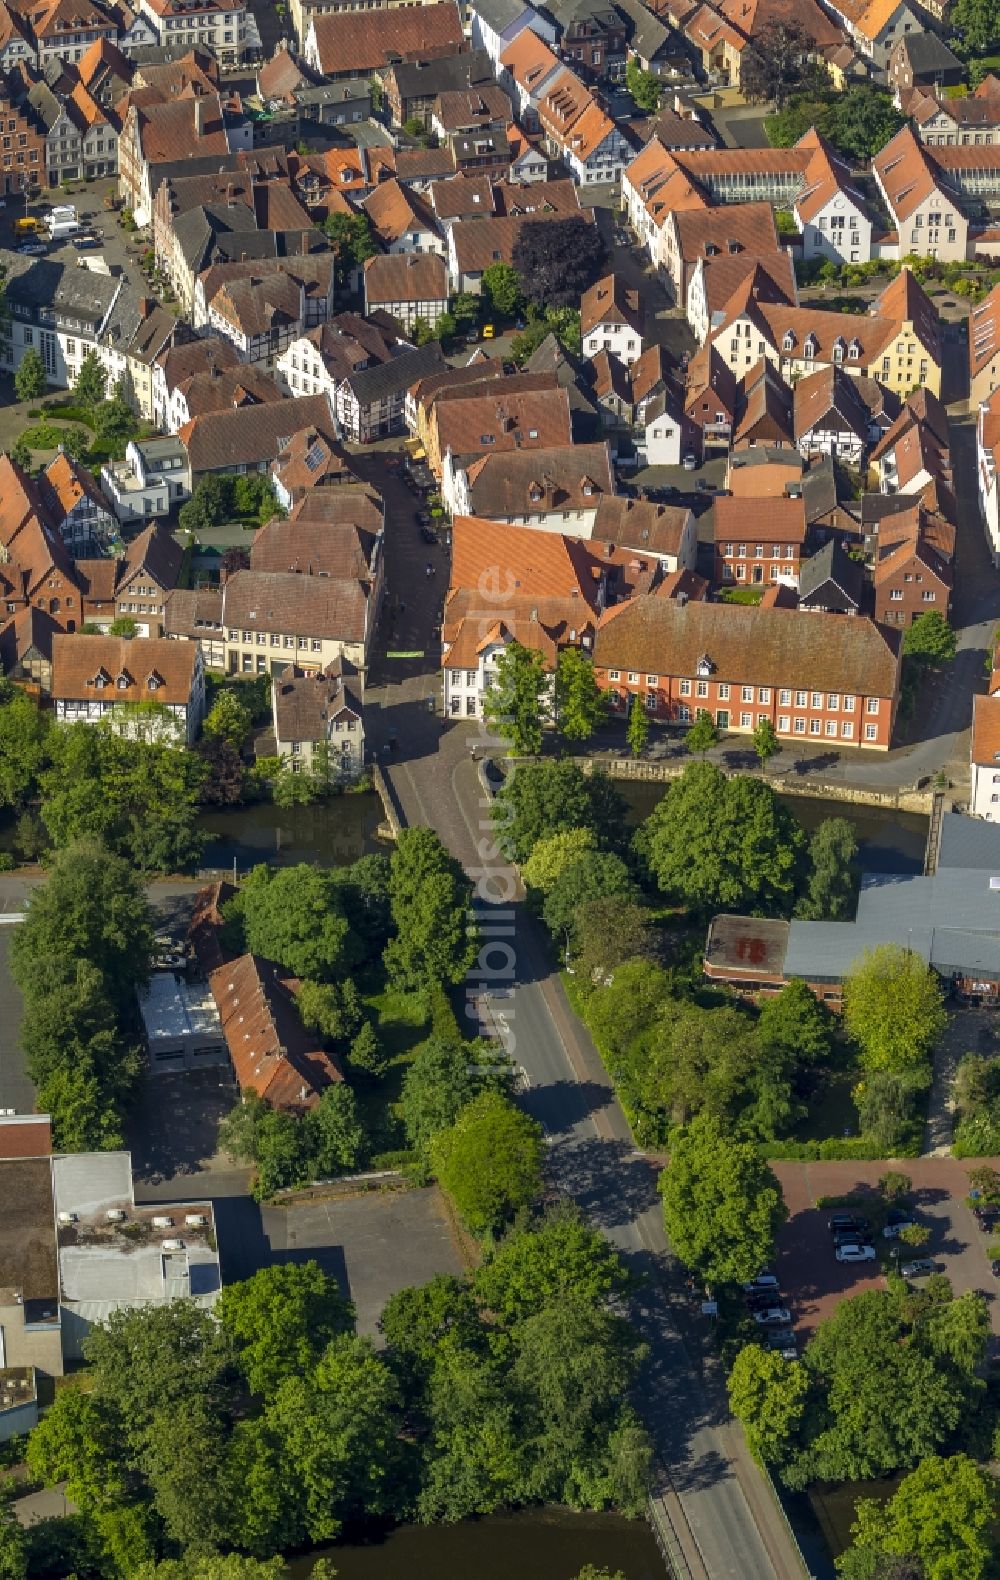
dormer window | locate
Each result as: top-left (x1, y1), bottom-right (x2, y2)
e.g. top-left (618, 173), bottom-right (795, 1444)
top-left (804, 335), bottom-right (817, 359)
top-left (696, 653), bottom-right (713, 677)
top-left (147, 671), bottom-right (162, 691)
top-left (832, 336), bottom-right (845, 363)
top-left (116, 675), bottom-right (129, 690)
top-left (782, 330), bottom-right (796, 352)
top-left (848, 337), bottom-right (860, 359)
top-left (94, 674), bottom-right (106, 689)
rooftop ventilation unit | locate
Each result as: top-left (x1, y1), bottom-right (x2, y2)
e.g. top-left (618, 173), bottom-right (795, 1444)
top-left (106, 1209), bottom-right (127, 1223)
top-left (152, 1215), bottom-right (174, 1229)
top-left (161, 1238), bottom-right (185, 1251)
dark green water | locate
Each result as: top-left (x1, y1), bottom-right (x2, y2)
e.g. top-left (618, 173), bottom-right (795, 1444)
top-left (618, 784), bottom-right (928, 876)
top-left (196, 793), bottom-right (384, 871)
top-left (287, 1508), bottom-right (666, 1579)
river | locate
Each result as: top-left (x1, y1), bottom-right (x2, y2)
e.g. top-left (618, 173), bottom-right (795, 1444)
top-left (196, 793), bottom-right (384, 872)
top-left (287, 1508), bottom-right (666, 1580)
top-left (193, 788), bottom-right (927, 878)
top-left (617, 784), bottom-right (929, 876)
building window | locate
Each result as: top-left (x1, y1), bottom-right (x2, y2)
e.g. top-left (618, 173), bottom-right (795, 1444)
top-left (696, 680), bottom-right (708, 698)
top-left (841, 721), bottom-right (853, 738)
top-left (778, 688), bottom-right (790, 706)
top-left (794, 718), bottom-right (805, 733)
top-left (865, 723), bottom-right (878, 741)
top-left (608, 669), bottom-right (620, 681)
top-left (718, 683), bottom-right (730, 700)
top-left (795, 690), bottom-right (806, 707)
top-left (679, 679), bottom-right (691, 696)
top-left (866, 698), bottom-right (880, 714)
top-left (741, 685), bottom-right (753, 702)
top-left (740, 711), bottom-right (752, 727)
top-left (778, 714), bottom-right (790, 732)
top-left (809, 718), bottom-right (821, 735)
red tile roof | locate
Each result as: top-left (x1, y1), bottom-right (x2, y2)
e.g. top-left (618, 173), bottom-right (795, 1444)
top-left (209, 953), bottom-right (342, 1114)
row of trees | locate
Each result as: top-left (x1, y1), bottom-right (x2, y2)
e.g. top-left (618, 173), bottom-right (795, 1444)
top-left (178, 473), bottom-right (281, 539)
top-left (8, 1218), bottom-right (651, 1574)
top-left (0, 681), bottom-right (208, 872)
top-left (10, 839), bottom-right (153, 1150)
top-left (14, 353), bottom-right (140, 458)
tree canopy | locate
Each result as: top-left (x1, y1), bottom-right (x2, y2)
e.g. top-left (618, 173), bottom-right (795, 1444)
top-left (840, 1454), bottom-right (998, 1580)
top-left (902, 612), bottom-right (957, 666)
top-left (659, 1113), bottom-right (787, 1285)
top-left (741, 20), bottom-right (817, 108)
top-left (843, 945), bottom-right (946, 1075)
top-left (637, 761), bottom-right (805, 915)
top-left (224, 864), bottom-right (360, 980)
top-left (494, 759), bottom-right (625, 862)
top-left (483, 640), bottom-right (549, 756)
top-left (431, 1091), bottom-right (544, 1235)
top-left (512, 217), bottom-right (609, 309)
top-left (383, 826), bottom-right (476, 989)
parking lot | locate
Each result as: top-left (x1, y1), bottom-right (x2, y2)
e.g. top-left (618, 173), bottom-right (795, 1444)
top-left (767, 1158), bottom-right (1000, 1348)
top-left (0, 179), bottom-right (153, 304)
top-left (214, 1184), bottom-right (467, 1337)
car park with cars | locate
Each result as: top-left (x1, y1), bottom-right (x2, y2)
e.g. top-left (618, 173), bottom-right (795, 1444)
top-left (900, 1259), bottom-right (936, 1280)
top-left (741, 1273), bottom-right (780, 1293)
top-left (752, 1306), bottom-right (792, 1326)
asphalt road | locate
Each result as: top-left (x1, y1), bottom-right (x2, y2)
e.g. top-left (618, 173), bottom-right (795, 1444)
top-left (408, 746), bottom-right (803, 1579)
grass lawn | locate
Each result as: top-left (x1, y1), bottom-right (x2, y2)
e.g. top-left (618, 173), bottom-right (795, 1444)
top-left (353, 986), bottom-right (431, 1159)
top-left (718, 586), bottom-right (764, 606)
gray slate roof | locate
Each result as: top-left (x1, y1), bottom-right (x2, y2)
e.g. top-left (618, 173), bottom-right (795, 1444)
top-left (797, 539), bottom-right (864, 609)
top-left (472, 0), bottom-right (536, 31)
top-left (0, 250), bottom-right (121, 327)
top-left (896, 32), bottom-right (962, 74)
top-left (344, 339), bottom-right (445, 404)
top-left (937, 811), bottom-right (1000, 873)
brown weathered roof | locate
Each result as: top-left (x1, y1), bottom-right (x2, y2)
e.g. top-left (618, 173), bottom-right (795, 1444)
top-left (272, 660), bottom-right (361, 744)
top-left (179, 394), bottom-right (337, 473)
top-left (793, 363), bottom-right (871, 442)
top-left (593, 496), bottom-right (693, 558)
top-left (434, 382), bottom-right (572, 459)
top-left (580, 272), bottom-right (642, 338)
top-left (251, 496), bottom-right (380, 579)
top-left (220, 568), bottom-right (369, 644)
top-left (209, 952), bottom-right (342, 1114)
top-left (673, 200), bottom-right (779, 266)
top-left (309, 1), bottom-right (464, 75)
top-left (51, 633), bottom-right (198, 706)
top-left (462, 441), bottom-right (613, 517)
top-left (594, 595), bottom-right (899, 696)
top-left (362, 177), bottom-right (438, 245)
top-left (0, 1156), bottom-right (57, 1305)
top-left (363, 251), bottom-right (448, 307)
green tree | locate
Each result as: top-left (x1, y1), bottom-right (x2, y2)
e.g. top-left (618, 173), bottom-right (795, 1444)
top-left (752, 717), bottom-right (780, 771)
top-left (952, 0), bottom-right (1000, 54)
top-left (625, 56), bottom-right (662, 110)
top-left (510, 306), bottom-right (582, 366)
top-left (0, 688), bottom-right (50, 808)
top-left (843, 945), bottom-right (946, 1075)
top-left (685, 708), bottom-right (718, 755)
top-left (383, 826), bottom-right (476, 990)
top-left (823, 87), bottom-right (903, 161)
top-left (555, 647), bottom-right (606, 742)
top-left (626, 693), bottom-right (649, 757)
top-left (842, 1455), bottom-right (998, 1580)
top-left (11, 837), bottom-right (152, 1006)
top-left (73, 349), bottom-right (108, 409)
top-left (483, 640), bottom-right (549, 755)
top-left (482, 261), bottom-right (522, 317)
top-left (253, 1335), bottom-right (402, 1546)
top-left (431, 1091), bottom-right (544, 1235)
top-left (94, 378), bottom-right (140, 454)
top-left (10, 437), bottom-right (31, 472)
top-left (14, 346), bottom-right (47, 400)
top-left (203, 689), bottom-right (253, 749)
top-left (379, 1273), bottom-right (483, 1388)
top-left (218, 1091), bottom-right (314, 1201)
top-left (136, 1558), bottom-right (289, 1579)
top-left (323, 210), bottom-right (376, 286)
top-left (108, 614), bottom-right (138, 638)
top-left (307, 1082), bottom-right (365, 1176)
top-left (228, 865), bottom-right (359, 980)
top-left (217, 1261), bottom-right (354, 1395)
top-left (347, 1020), bottom-right (385, 1075)
top-left (542, 851), bottom-right (637, 944)
top-left (638, 761), bottom-right (805, 916)
top-left (296, 978), bottom-right (362, 1043)
top-left (902, 612), bottom-right (957, 666)
top-left (797, 816), bottom-right (858, 920)
top-left (401, 1034), bottom-right (510, 1157)
top-left (795, 1289), bottom-right (975, 1487)
top-left (757, 978), bottom-right (834, 1067)
top-left (522, 826), bottom-right (597, 893)
top-left (659, 1113), bottom-right (787, 1285)
top-left (494, 758), bottom-right (625, 862)
top-left (0, 1498), bottom-right (27, 1580)
top-left (728, 1344), bottom-right (810, 1465)
top-left (575, 897), bottom-right (653, 983)
top-left (474, 1205), bottom-right (630, 1324)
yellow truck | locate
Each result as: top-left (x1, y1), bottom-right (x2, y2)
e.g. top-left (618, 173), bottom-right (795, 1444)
top-left (13, 216), bottom-right (43, 236)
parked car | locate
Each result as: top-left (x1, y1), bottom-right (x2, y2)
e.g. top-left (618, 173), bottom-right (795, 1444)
top-left (900, 1259), bottom-right (936, 1280)
top-left (991, 1260), bottom-right (1000, 1278)
top-left (741, 1273), bottom-right (780, 1294)
top-left (883, 1210), bottom-right (917, 1239)
top-left (836, 1242), bottom-right (876, 1263)
top-left (17, 241), bottom-right (46, 255)
top-left (752, 1306), bottom-right (792, 1326)
top-left (682, 453), bottom-right (697, 471)
top-left (833, 1226), bottom-right (874, 1246)
top-left (420, 526), bottom-right (438, 544)
top-left (829, 1214), bottom-right (869, 1236)
top-left (766, 1331), bottom-right (797, 1359)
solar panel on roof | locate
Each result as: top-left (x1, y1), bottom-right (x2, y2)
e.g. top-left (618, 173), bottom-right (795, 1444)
top-left (305, 442), bottom-right (325, 472)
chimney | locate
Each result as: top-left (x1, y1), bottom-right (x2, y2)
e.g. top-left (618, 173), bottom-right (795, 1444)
top-left (194, 96), bottom-right (204, 136)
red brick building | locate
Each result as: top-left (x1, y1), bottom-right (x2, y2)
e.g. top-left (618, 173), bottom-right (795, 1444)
top-left (712, 495), bottom-right (808, 588)
top-left (592, 595), bottom-right (900, 749)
